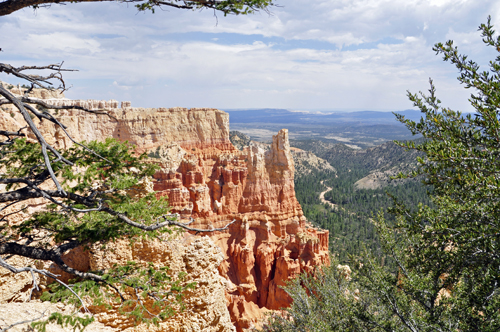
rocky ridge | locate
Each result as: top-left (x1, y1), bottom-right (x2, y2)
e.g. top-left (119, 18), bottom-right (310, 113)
top-left (354, 166), bottom-right (419, 190)
top-left (0, 92), bottom-right (330, 331)
top-left (229, 131), bottom-right (252, 151)
top-left (290, 147), bottom-right (335, 177)
top-left (229, 131), bottom-right (335, 178)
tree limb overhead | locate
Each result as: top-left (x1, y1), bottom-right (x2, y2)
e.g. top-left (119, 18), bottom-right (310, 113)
top-left (0, 0), bottom-right (274, 17)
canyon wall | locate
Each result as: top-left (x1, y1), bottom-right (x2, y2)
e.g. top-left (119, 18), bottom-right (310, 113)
top-left (0, 93), bottom-right (330, 331)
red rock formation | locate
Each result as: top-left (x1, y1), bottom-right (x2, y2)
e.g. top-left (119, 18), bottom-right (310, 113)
top-left (1, 95), bottom-right (329, 331)
top-left (152, 126), bottom-right (330, 330)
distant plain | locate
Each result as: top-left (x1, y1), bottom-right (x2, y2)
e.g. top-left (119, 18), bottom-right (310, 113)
top-left (224, 109), bottom-right (423, 149)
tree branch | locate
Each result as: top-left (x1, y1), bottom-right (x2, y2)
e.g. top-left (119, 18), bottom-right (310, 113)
top-left (0, 241), bottom-right (107, 286)
top-left (0, 63), bottom-right (73, 90)
top-left (0, 310), bottom-right (47, 332)
top-left (0, 95), bottom-right (117, 120)
top-left (102, 207), bottom-right (236, 232)
top-left (0, 256), bottom-right (90, 313)
top-left (0, 0), bottom-right (273, 17)
top-left (0, 85), bottom-right (72, 193)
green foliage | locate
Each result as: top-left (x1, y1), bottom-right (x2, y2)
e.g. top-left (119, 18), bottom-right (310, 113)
top-left (41, 264), bottom-right (196, 325)
top-left (262, 263), bottom-right (357, 331)
top-left (36, 104), bottom-right (49, 113)
top-left (294, 164), bottom-right (431, 264)
top-left (135, 0), bottom-right (274, 16)
top-left (261, 258), bottom-right (404, 332)
top-left (295, 170), bottom-right (382, 263)
top-left (5, 138), bottom-right (174, 244)
top-left (148, 146), bottom-right (161, 159)
top-left (14, 192), bottom-right (173, 245)
top-left (1, 137), bottom-right (156, 191)
top-left (31, 313), bottom-right (94, 332)
top-left (261, 240), bottom-right (461, 331)
top-left (293, 139), bottom-right (428, 265)
top-left (386, 16), bottom-right (500, 330)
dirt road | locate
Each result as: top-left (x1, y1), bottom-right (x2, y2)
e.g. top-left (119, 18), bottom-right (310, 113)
top-left (319, 180), bottom-right (337, 209)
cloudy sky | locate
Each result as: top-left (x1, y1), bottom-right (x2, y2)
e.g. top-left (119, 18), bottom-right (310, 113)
top-left (1, 0), bottom-right (500, 111)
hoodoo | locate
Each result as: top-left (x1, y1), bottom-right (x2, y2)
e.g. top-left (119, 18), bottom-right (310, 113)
top-left (0, 92), bottom-right (329, 331)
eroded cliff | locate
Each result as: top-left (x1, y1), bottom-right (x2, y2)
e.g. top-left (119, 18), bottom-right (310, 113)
top-left (0, 91), bottom-right (329, 331)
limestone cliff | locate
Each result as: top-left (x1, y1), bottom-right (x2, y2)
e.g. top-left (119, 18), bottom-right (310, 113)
top-left (0, 237), bottom-right (235, 332)
top-left (0, 92), bottom-right (329, 331)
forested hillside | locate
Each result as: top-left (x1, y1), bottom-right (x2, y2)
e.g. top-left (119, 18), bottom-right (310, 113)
top-left (292, 139), bottom-right (431, 263)
top-left (291, 139), bottom-right (423, 172)
top-left (229, 131), bottom-right (252, 150)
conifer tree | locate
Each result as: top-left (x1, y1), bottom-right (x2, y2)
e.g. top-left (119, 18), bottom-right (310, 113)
top-left (263, 17), bottom-right (500, 332)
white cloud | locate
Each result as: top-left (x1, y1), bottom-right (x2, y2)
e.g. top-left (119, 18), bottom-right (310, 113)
top-left (25, 32), bottom-right (101, 55)
top-left (1, 0), bottom-right (497, 111)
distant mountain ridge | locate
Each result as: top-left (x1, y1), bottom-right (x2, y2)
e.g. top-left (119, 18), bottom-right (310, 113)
top-left (225, 108), bottom-right (424, 148)
top-left (223, 108), bottom-right (423, 125)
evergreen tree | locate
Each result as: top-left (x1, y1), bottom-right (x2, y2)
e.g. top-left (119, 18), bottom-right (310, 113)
top-left (264, 17), bottom-right (500, 332)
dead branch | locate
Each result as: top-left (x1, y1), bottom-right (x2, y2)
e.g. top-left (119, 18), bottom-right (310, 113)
top-left (0, 95), bottom-right (117, 120)
top-left (0, 256), bottom-right (90, 312)
top-left (0, 63), bottom-right (73, 90)
top-left (0, 60), bottom-right (234, 307)
top-left (0, 85), bottom-right (72, 193)
top-left (0, 130), bottom-right (25, 137)
top-left (0, 310), bottom-right (47, 332)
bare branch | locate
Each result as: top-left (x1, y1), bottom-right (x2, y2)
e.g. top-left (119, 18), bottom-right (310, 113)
top-left (0, 205), bottom-right (28, 222)
top-left (0, 85), bottom-right (71, 193)
top-left (0, 96), bottom-right (117, 120)
top-left (0, 62), bottom-right (74, 90)
top-left (0, 310), bottom-right (47, 332)
top-left (0, 130), bottom-right (25, 137)
top-left (0, 182), bottom-right (235, 233)
top-left (23, 103), bottom-right (68, 128)
top-left (0, 256), bottom-right (90, 313)
top-left (40, 111), bottom-right (113, 164)
top-left (0, 59), bottom-right (242, 325)
top-left (103, 207), bottom-right (237, 232)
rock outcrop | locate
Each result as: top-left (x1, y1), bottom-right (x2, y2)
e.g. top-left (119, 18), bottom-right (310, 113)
top-left (0, 92), bottom-right (330, 331)
top-left (229, 131), bottom-right (252, 151)
top-left (354, 166), bottom-right (416, 190)
top-left (90, 236), bottom-right (236, 332)
top-left (290, 147), bottom-right (335, 177)
top-left (0, 237), bottom-right (235, 332)
top-left (229, 131), bottom-right (335, 178)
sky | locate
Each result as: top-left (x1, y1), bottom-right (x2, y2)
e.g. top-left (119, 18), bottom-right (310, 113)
top-left (1, 0), bottom-right (500, 112)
